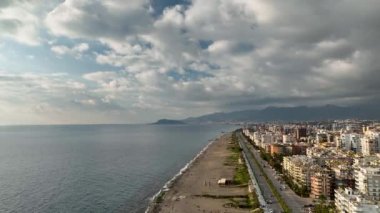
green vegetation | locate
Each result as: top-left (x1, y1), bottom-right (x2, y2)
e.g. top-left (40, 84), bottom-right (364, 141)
top-left (225, 197), bottom-right (251, 209)
top-left (196, 194), bottom-right (258, 209)
top-left (253, 157), bottom-right (292, 212)
top-left (283, 174), bottom-right (310, 197)
top-left (243, 131), bottom-right (311, 198)
top-left (260, 151), bottom-right (284, 173)
top-left (225, 131), bottom-right (262, 211)
top-left (196, 194), bottom-right (247, 199)
top-left (155, 191), bottom-right (165, 203)
top-left (248, 189), bottom-right (261, 209)
top-left (228, 132), bottom-right (250, 185)
top-left (314, 196), bottom-right (335, 213)
top-left (234, 162), bottom-right (250, 185)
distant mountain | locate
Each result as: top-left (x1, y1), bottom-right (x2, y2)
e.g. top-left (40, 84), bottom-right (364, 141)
top-left (183, 105), bottom-right (380, 123)
top-left (152, 119), bottom-right (186, 125)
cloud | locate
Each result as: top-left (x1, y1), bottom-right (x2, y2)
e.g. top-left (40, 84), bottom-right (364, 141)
top-left (49, 0), bottom-right (380, 115)
top-left (45, 0), bottom-right (153, 41)
top-left (83, 71), bottom-right (133, 92)
top-left (51, 43), bottom-right (89, 58)
top-left (0, 70), bottom-right (130, 124)
top-left (3, 0), bottom-right (380, 124)
top-left (0, 1), bottom-right (42, 45)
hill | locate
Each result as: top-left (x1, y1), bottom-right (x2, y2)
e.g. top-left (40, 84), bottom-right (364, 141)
top-left (152, 119), bottom-right (186, 125)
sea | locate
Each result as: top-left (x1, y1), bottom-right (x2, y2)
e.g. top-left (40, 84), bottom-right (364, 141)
top-left (0, 124), bottom-right (236, 213)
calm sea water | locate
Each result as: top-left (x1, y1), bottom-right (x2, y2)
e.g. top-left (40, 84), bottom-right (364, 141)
top-left (0, 124), bottom-right (236, 213)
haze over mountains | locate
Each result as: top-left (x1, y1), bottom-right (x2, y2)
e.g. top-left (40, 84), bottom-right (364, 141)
top-left (177, 105), bottom-right (380, 123)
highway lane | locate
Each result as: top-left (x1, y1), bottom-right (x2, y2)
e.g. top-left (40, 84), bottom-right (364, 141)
top-left (238, 133), bottom-right (283, 213)
top-left (238, 132), bottom-right (313, 213)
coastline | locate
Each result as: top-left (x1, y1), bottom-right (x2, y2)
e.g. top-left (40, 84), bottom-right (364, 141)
top-left (146, 132), bottom-right (255, 213)
top-left (145, 135), bottom-right (220, 213)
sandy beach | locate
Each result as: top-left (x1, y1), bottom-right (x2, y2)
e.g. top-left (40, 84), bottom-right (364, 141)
top-left (149, 133), bottom-right (253, 213)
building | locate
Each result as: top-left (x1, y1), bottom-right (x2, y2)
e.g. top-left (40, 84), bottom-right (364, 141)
top-left (310, 168), bottom-right (334, 200)
top-left (283, 155), bottom-right (316, 189)
top-left (296, 127), bottom-right (307, 140)
top-left (335, 188), bottom-right (380, 213)
top-left (341, 133), bottom-right (361, 152)
top-left (283, 134), bottom-right (294, 143)
top-left (291, 143), bottom-right (309, 155)
top-left (361, 137), bottom-right (380, 156)
top-left (260, 133), bottom-right (274, 148)
top-left (332, 165), bottom-right (355, 189)
top-left (355, 166), bottom-right (380, 200)
top-left (316, 133), bottom-right (328, 143)
top-left (270, 144), bottom-right (285, 155)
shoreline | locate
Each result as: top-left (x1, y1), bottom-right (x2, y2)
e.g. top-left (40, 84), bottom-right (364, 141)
top-left (147, 132), bottom-right (256, 213)
top-left (145, 135), bottom-right (221, 213)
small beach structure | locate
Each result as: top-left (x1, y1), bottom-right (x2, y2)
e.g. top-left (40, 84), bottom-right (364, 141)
top-left (217, 178), bottom-right (233, 185)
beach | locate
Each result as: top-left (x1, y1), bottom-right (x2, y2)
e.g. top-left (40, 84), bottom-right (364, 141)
top-left (148, 133), bottom-right (254, 213)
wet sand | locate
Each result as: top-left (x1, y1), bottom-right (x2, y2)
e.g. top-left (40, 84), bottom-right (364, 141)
top-left (150, 133), bottom-right (250, 213)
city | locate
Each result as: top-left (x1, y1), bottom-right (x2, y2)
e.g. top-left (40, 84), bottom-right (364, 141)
top-left (242, 120), bottom-right (380, 212)
top-left (1, 0), bottom-right (380, 212)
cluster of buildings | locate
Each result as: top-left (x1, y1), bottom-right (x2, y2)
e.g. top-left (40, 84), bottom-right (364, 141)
top-left (243, 120), bottom-right (380, 212)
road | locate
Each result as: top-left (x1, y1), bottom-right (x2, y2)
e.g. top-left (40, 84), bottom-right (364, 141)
top-left (238, 132), bottom-right (313, 213)
top-left (237, 134), bottom-right (282, 213)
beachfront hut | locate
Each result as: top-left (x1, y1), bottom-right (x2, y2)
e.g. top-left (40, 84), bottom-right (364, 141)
top-left (218, 178), bottom-right (227, 185)
top-left (218, 178), bottom-right (233, 185)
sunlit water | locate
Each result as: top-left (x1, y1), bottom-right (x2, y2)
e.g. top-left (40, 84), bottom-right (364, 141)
top-left (0, 124), bottom-right (236, 212)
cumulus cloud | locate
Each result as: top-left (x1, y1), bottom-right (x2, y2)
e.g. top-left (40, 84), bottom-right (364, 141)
top-left (0, 0), bottom-right (42, 45)
top-left (51, 43), bottom-right (89, 58)
top-left (3, 0), bottom-right (380, 123)
top-left (49, 0), bottom-right (380, 114)
top-left (45, 0), bottom-right (153, 41)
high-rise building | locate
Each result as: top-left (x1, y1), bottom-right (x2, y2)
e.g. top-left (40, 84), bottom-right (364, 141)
top-left (296, 127), bottom-right (307, 140)
top-left (310, 169), bottom-right (334, 200)
top-left (341, 133), bottom-right (361, 152)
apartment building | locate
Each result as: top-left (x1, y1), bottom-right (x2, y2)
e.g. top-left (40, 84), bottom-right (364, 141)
top-left (310, 168), bottom-right (334, 200)
top-left (335, 188), bottom-right (379, 213)
top-left (355, 166), bottom-right (380, 200)
top-left (283, 155), bottom-right (316, 189)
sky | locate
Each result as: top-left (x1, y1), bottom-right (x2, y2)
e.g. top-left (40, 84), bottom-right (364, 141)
top-left (0, 0), bottom-right (380, 124)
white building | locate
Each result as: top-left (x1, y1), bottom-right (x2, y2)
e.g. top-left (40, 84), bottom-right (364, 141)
top-left (243, 128), bottom-right (256, 143)
top-left (341, 133), bottom-right (362, 152)
top-left (361, 136), bottom-right (380, 156)
top-left (282, 134), bottom-right (294, 143)
top-left (253, 132), bottom-right (261, 145)
top-left (355, 166), bottom-right (380, 200)
top-left (335, 188), bottom-right (380, 213)
top-left (260, 133), bottom-right (274, 148)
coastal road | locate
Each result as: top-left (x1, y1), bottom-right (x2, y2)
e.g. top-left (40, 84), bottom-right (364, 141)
top-left (237, 134), bottom-right (282, 213)
top-left (238, 132), bottom-right (313, 213)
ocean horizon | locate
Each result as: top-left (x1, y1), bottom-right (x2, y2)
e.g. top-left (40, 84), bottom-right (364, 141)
top-left (0, 124), bottom-right (236, 212)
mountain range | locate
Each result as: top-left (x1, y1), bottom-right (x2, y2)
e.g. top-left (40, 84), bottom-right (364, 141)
top-left (177, 105), bottom-right (380, 123)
